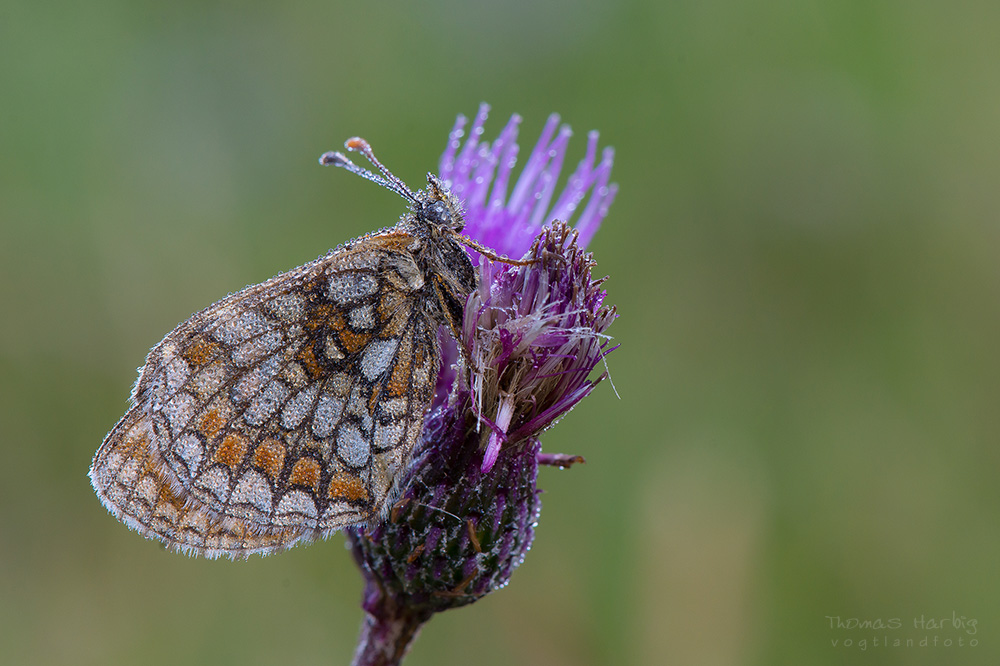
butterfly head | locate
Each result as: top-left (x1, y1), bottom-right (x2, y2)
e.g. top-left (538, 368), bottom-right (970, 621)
top-left (413, 174), bottom-right (465, 234)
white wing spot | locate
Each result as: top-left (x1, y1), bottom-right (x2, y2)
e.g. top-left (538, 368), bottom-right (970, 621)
top-left (164, 357), bottom-right (189, 393)
top-left (190, 362), bottom-right (227, 397)
top-left (361, 339), bottom-right (398, 380)
top-left (328, 272), bottom-right (378, 304)
top-left (268, 293), bottom-right (305, 322)
top-left (380, 398), bottom-right (408, 418)
top-left (198, 467), bottom-right (231, 503)
top-left (136, 476), bottom-right (158, 503)
top-left (282, 383), bottom-right (319, 429)
top-left (312, 393), bottom-right (345, 438)
top-left (349, 304), bottom-right (375, 330)
top-left (337, 422), bottom-right (370, 467)
top-left (234, 355), bottom-right (282, 403)
top-left (324, 335), bottom-right (344, 361)
top-left (245, 381), bottom-right (290, 427)
top-left (164, 392), bottom-right (197, 436)
top-left (276, 490), bottom-right (318, 526)
top-left (176, 434), bottom-right (204, 477)
top-left (119, 458), bottom-right (141, 485)
top-left (232, 329), bottom-right (284, 367)
top-left (375, 420), bottom-right (404, 450)
top-left (216, 310), bottom-right (269, 345)
top-left (231, 469), bottom-right (273, 513)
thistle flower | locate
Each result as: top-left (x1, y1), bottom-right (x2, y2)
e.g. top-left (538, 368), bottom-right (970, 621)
top-left (348, 105), bottom-right (618, 666)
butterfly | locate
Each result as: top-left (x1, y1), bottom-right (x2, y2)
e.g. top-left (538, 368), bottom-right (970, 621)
top-left (88, 137), bottom-right (527, 559)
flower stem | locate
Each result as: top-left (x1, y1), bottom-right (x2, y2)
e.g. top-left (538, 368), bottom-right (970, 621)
top-left (350, 578), bottom-right (432, 666)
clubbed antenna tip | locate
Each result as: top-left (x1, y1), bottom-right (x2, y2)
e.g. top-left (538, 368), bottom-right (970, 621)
top-left (319, 137), bottom-right (417, 204)
top-left (318, 151), bottom-right (348, 167)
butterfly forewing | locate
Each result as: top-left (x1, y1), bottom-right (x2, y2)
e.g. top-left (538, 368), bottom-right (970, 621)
top-left (91, 230), bottom-right (447, 558)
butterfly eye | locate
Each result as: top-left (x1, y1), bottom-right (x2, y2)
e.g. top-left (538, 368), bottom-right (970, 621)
top-left (421, 200), bottom-right (452, 227)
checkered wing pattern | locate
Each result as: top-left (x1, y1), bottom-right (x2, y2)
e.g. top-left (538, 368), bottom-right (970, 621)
top-left (90, 230), bottom-right (442, 558)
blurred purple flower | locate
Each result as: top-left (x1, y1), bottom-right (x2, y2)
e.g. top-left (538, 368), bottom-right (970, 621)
top-left (349, 105), bottom-right (618, 666)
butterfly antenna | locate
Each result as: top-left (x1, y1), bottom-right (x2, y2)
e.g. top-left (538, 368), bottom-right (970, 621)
top-left (319, 137), bottom-right (418, 204)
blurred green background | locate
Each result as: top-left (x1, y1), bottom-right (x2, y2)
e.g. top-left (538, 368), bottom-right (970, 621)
top-left (2, 1), bottom-right (998, 664)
